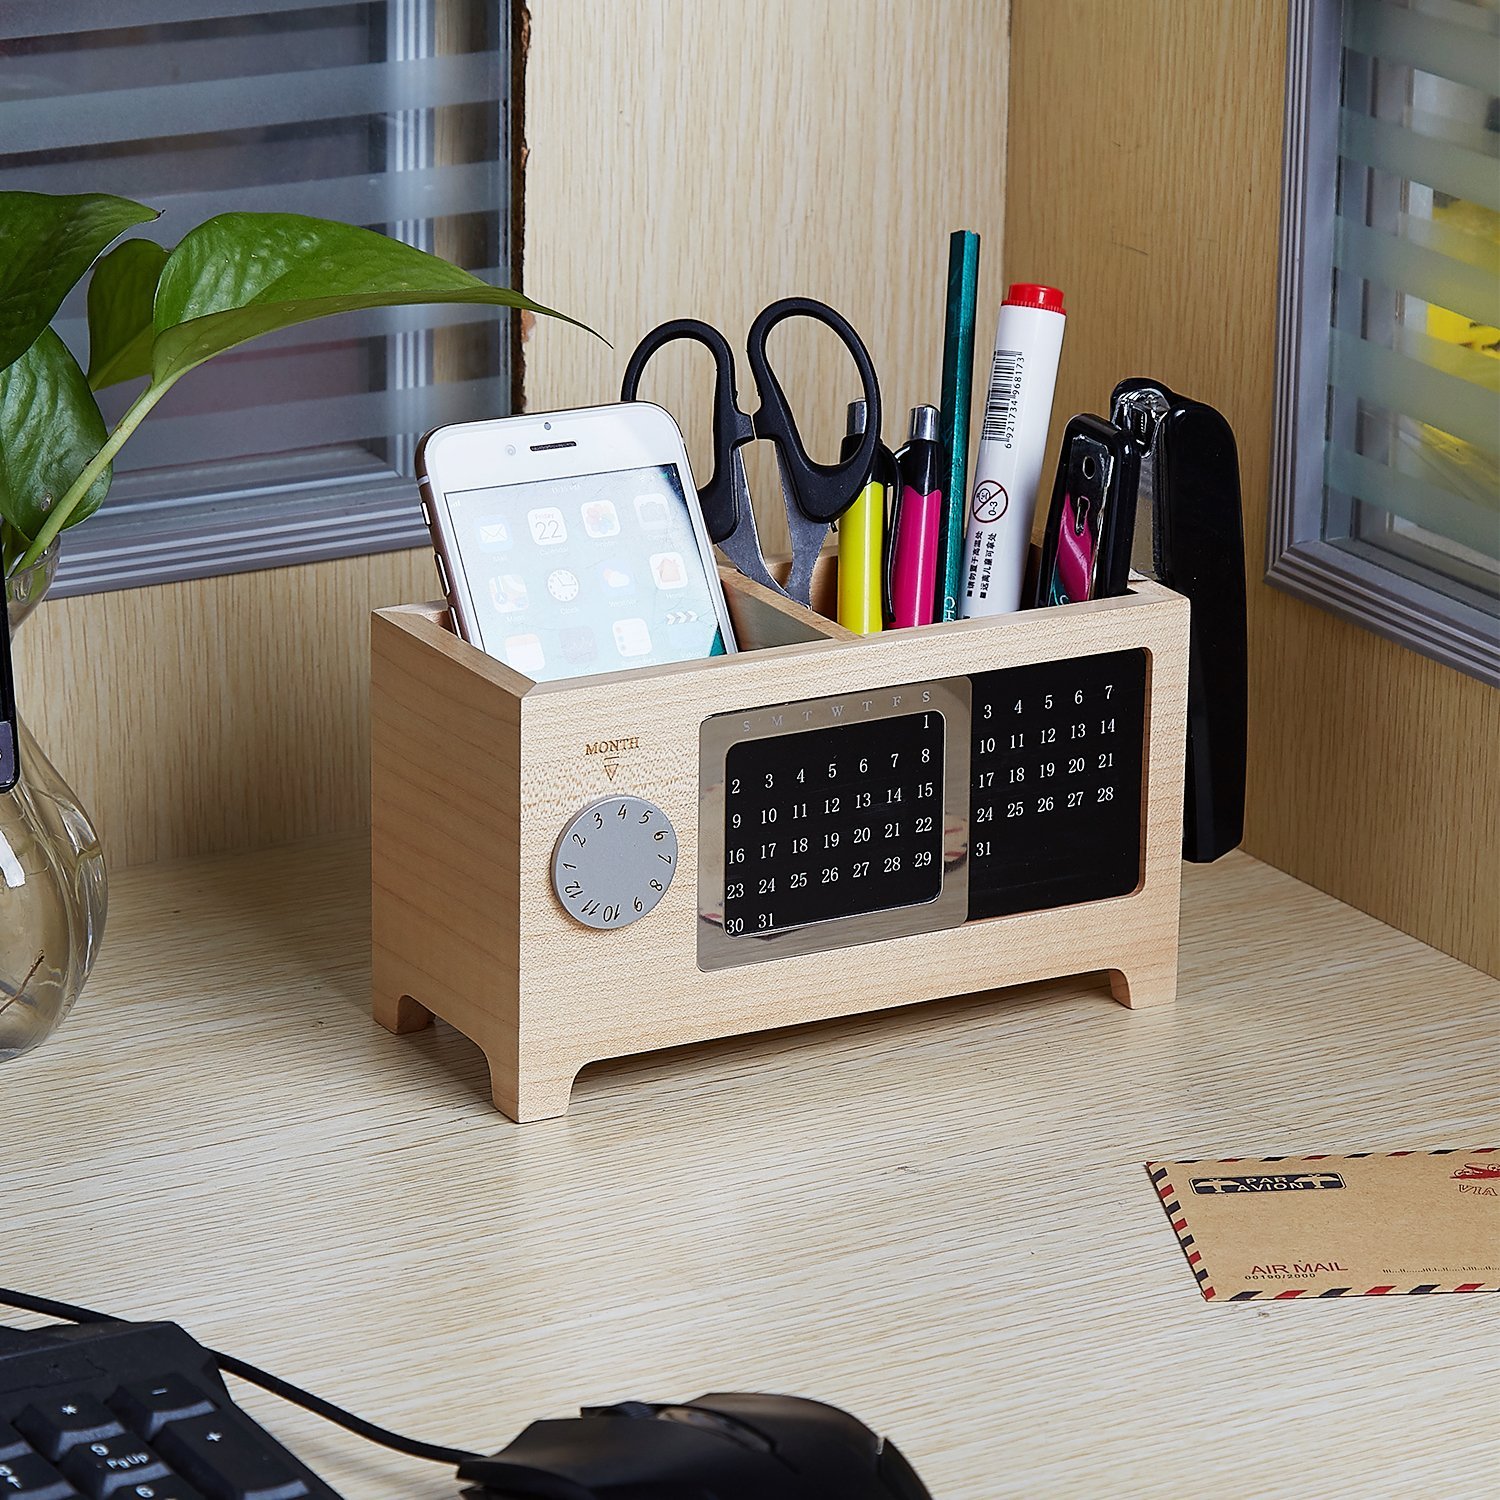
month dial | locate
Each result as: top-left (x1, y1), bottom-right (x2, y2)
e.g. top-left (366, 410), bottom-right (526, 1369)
top-left (552, 795), bottom-right (678, 929)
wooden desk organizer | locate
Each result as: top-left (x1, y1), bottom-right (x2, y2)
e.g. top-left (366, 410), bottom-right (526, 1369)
top-left (372, 558), bottom-right (1189, 1121)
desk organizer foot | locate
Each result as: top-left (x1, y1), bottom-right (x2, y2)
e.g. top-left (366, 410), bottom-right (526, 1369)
top-left (372, 985), bottom-right (433, 1035)
top-left (1108, 962), bottom-right (1178, 1009)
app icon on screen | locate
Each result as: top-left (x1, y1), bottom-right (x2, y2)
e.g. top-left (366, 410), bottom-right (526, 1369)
top-left (561, 626), bottom-right (597, 664)
top-left (527, 507), bottom-right (567, 545)
top-left (504, 633), bottom-right (546, 674)
top-left (478, 520), bottom-right (511, 550)
top-left (598, 563), bottom-right (634, 596)
top-left (650, 551), bottom-right (688, 590)
top-left (613, 617), bottom-right (652, 658)
top-left (488, 573), bottom-right (529, 613)
top-left (633, 493), bottom-right (671, 530)
top-left (546, 568), bottom-right (580, 603)
top-left (581, 499), bottom-right (620, 538)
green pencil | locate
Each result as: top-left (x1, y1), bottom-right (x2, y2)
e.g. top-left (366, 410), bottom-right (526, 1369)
top-left (936, 230), bottom-right (981, 622)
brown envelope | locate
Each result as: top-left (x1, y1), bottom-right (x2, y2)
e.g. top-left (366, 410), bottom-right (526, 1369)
top-left (1145, 1149), bottom-right (1500, 1300)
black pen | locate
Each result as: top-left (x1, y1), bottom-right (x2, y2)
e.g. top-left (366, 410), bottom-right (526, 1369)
top-left (1, 587), bottom-right (18, 793)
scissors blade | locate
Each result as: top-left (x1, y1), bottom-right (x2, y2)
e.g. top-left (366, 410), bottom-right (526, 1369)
top-left (776, 450), bottom-right (828, 607)
top-left (715, 447), bottom-right (785, 595)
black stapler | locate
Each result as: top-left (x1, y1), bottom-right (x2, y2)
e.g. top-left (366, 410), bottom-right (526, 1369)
top-left (1, 587), bottom-right (17, 794)
top-left (1110, 378), bottom-right (1247, 863)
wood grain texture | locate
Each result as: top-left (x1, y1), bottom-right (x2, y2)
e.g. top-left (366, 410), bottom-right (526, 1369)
top-left (4, 836), bottom-right (1497, 1498)
top-left (721, 556), bottom-right (858, 648)
top-left (371, 571), bottom-right (1189, 1119)
top-left (11, 549), bottom-right (438, 868)
top-left (1004, 0), bottom-right (1500, 975)
top-left (518, 0), bottom-right (1011, 558)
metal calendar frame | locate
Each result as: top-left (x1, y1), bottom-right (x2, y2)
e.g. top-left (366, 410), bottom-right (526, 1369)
top-left (695, 677), bottom-right (971, 970)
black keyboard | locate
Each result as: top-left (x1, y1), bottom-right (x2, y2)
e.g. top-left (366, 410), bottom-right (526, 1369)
top-left (0, 1321), bottom-right (341, 1500)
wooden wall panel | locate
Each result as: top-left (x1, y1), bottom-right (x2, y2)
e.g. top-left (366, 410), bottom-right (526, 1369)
top-left (1005, 0), bottom-right (1499, 974)
top-left (519, 0), bottom-right (1011, 556)
top-left (12, 549), bottom-right (437, 868)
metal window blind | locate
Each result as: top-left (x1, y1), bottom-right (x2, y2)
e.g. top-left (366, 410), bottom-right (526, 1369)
top-left (0, 1), bottom-right (510, 595)
top-left (1329, 0), bottom-right (1500, 572)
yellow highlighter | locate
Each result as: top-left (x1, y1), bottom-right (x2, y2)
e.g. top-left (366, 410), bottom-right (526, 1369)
top-left (836, 399), bottom-right (892, 634)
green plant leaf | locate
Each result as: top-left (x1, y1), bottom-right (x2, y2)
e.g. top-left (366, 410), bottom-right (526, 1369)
top-left (151, 212), bottom-right (596, 386)
top-left (0, 191), bottom-right (159, 373)
top-left (13, 211), bottom-right (598, 575)
top-left (0, 330), bottom-right (110, 544)
top-left (87, 239), bottom-right (168, 389)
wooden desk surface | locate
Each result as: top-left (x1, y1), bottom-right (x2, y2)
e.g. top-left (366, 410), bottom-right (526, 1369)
top-left (5, 840), bottom-right (1496, 1498)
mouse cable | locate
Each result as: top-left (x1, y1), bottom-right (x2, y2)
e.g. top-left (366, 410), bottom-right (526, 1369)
top-left (0, 1285), bottom-right (483, 1467)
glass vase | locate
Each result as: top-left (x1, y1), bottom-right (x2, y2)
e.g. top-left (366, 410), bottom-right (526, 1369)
top-left (1, 544), bottom-right (108, 1059)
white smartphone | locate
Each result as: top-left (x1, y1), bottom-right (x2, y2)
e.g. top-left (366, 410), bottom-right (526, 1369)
top-left (416, 402), bottom-right (738, 682)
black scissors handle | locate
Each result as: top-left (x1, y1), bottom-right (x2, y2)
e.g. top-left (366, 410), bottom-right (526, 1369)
top-left (745, 297), bottom-right (881, 525)
top-left (620, 319), bottom-right (753, 545)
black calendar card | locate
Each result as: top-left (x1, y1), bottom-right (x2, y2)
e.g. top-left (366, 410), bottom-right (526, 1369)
top-left (967, 648), bottom-right (1147, 920)
top-left (721, 709), bottom-right (945, 938)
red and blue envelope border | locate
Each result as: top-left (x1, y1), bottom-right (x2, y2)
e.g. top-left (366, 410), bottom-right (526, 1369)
top-left (1145, 1149), bottom-right (1498, 1301)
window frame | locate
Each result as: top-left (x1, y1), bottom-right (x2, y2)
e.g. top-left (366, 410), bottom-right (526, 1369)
top-left (6, 0), bottom-right (516, 600)
top-left (1269, 0), bottom-right (1498, 687)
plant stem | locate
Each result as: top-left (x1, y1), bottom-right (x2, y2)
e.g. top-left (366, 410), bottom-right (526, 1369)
top-left (15, 378), bottom-right (176, 573)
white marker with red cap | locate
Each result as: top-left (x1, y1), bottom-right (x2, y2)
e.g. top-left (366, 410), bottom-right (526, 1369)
top-left (959, 282), bottom-right (1067, 617)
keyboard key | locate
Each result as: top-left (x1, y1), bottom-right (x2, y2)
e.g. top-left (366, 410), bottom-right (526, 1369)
top-left (109, 1381), bottom-right (217, 1443)
top-left (0, 1427), bottom-right (29, 1463)
top-left (0, 1450), bottom-right (81, 1498)
top-left (59, 1436), bottom-right (169, 1498)
top-left (154, 1418), bottom-right (308, 1500)
top-left (16, 1400), bottom-right (124, 1462)
top-left (106, 1482), bottom-right (204, 1500)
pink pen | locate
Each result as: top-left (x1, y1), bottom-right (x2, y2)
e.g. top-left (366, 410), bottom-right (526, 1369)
top-left (888, 404), bottom-right (944, 628)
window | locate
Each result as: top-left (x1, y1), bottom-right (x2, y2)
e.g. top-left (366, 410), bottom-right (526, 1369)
top-left (1271, 0), bottom-right (1499, 685)
top-left (0, 1), bottom-right (513, 596)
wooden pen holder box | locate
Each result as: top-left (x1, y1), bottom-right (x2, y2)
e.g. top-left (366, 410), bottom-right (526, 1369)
top-left (371, 557), bottom-right (1190, 1121)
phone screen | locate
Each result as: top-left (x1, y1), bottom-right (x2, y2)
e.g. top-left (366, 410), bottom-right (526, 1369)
top-left (446, 463), bottom-right (727, 681)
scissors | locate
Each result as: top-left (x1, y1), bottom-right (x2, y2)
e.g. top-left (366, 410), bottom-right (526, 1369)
top-left (620, 297), bottom-right (881, 606)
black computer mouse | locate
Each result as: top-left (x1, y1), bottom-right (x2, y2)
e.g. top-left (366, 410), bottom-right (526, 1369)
top-left (457, 1391), bottom-right (933, 1499)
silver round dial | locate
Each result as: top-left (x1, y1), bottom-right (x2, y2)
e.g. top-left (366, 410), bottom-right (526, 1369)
top-left (552, 795), bottom-right (678, 929)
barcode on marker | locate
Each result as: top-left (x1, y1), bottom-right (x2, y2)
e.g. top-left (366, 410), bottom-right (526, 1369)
top-left (981, 349), bottom-right (1024, 446)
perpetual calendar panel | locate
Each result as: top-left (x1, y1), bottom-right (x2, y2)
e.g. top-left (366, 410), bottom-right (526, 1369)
top-left (968, 648), bottom-right (1147, 919)
top-left (722, 711), bottom-right (945, 938)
